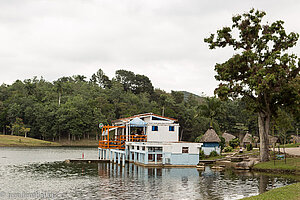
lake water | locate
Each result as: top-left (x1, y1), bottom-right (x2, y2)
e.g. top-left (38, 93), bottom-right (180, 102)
top-left (0, 147), bottom-right (298, 200)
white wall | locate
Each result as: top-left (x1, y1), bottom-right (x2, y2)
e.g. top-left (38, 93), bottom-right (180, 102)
top-left (164, 143), bottom-right (202, 154)
top-left (147, 124), bottom-right (179, 142)
top-left (202, 147), bottom-right (221, 155)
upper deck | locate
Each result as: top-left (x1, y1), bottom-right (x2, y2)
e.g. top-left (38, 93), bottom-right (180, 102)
top-left (98, 113), bottom-right (179, 150)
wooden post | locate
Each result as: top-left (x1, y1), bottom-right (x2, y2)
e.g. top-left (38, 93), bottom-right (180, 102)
top-left (108, 127), bottom-right (110, 149)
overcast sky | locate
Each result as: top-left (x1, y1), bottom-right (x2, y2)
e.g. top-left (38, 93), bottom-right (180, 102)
top-left (1, 0), bottom-right (300, 96)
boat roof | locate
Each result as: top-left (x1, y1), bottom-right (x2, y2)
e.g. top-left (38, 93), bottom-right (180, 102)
top-left (112, 113), bottom-right (177, 123)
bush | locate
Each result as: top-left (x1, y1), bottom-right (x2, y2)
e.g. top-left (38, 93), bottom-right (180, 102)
top-left (246, 143), bottom-right (253, 151)
top-left (219, 136), bottom-right (225, 151)
top-left (199, 149), bottom-right (205, 160)
top-left (229, 138), bottom-right (240, 149)
top-left (224, 146), bottom-right (233, 152)
top-left (209, 150), bottom-right (218, 157)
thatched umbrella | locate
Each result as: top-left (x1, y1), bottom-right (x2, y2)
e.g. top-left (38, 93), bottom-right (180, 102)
top-left (200, 128), bottom-right (221, 143)
top-left (222, 132), bottom-right (236, 144)
top-left (290, 135), bottom-right (300, 143)
top-left (242, 133), bottom-right (253, 145)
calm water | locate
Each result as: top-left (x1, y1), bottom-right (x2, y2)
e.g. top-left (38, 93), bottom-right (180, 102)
top-left (0, 147), bottom-right (298, 200)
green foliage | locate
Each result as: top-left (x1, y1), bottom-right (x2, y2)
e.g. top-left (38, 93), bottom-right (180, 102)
top-left (194, 135), bottom-right (202, 143)
top-left (0, 67), bottom-right (297, 144)
top-left (199, 149), bottom-right (205, 160)
top-left (209, 150), bottom-right (218, 157)
top-left (205, 8), bottom-right (300, 161)
top-left (229, 138), bottom-right (240, 148)
top-left (219, 136), bottom-right (225, 151)
top-left (224, 146), bottom-right (233, 152)
top-left (246, 143), bottom-right (253, 151)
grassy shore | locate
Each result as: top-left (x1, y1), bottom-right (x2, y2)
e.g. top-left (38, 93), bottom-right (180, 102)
top-left (241, 182), bottom-right (300, 200)
top-left (0, 135), bottom-right (61, 147)
top-left (253, 157), bottom-right (300, 173)
top-left (278, 143), bottom-right (300, 148)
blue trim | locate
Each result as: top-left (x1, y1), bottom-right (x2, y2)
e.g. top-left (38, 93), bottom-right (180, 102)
top-left (203, 142), bottom-right (219, 147)
top-left (152, 126), bottom-right (158, 131)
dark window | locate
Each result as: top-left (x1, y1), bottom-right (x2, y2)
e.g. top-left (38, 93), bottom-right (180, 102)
top-left (157, 154), bottom-right (163, 162)
top-left (137, 146), bottom-right (139, 150)
top-left (169, 126), bottom-right (174, 131)
top-left (182, 147), bottom-right (189, 153)
top-left (148, 154), bottom-right (154, 161)
top-left (152, 126), bottom-right (158, 131)
top-left (154, 147), bottom-right (162, 152)
top-left (142, 146), bottom-right (145, 151)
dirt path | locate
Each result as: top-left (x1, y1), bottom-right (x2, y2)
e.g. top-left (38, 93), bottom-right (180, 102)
top-left (273, 147), bottom-right (300, 156)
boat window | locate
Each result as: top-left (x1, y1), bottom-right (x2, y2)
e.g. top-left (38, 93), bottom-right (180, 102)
top-left (169, 126), bottom-right (174, 131)
top-left (152, 126), bottom-right (158, 131)
top-left (182, 147), bottom-right (189, 153)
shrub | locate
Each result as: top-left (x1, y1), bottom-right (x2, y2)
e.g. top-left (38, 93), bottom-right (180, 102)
top-left (199, 149), bottom-right (205, 160)
top-left (229, 138), bottom-right (240, 149)
top-left (224, 146), bottom-right (233, 152)
top-left (246, 143), bottom-right (253, 151)
top-left (219, 136), bottom-right (225, 151)
top-left (209, 150), bottom-right (218, 157)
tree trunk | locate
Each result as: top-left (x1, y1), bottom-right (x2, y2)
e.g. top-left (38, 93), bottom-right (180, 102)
top-left (258, 112), bottom-right (270, 162)
top-left (180, 128), bottom-right (183, 141)
top-left (68, 133), bottom-right (71, 141)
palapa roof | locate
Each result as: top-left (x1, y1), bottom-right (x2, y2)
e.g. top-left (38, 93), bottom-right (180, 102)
top-left (290, 135), bottom-right (300, 143)
top-left (200, 128), bottom-right (221, 143)
top-left (222, 132), bottom-right (236, 143)
top-left (253, 136), bottom-right (259, 143)
top-left (242, 133), bottom-right (253, 143)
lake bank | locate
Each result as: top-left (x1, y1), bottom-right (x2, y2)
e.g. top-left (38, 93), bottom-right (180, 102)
top-left (252, 157), bottom-right (300, 174)
top-left (241, 182), bottom-right (300, 200)
top-left (0, 135), bottom-right (99, 147)
top-left (0, 135), bottom-right (61, 147)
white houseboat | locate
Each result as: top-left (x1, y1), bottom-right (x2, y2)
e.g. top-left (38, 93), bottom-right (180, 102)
top-left (98, 113), bottom-right (203, 166)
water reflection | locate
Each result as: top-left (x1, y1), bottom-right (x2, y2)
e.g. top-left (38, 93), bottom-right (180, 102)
top-left (95, 163), bottom-right (298, 200)
top-left (0, 147), bottom-right (299, 200)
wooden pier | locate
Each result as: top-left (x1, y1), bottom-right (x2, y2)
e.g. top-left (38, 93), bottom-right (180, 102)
top-left (65, 159), bottom-right (110, 163)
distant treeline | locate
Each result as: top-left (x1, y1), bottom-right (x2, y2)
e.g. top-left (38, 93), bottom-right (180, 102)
top-left (0, 69), bottom-right (297, 142)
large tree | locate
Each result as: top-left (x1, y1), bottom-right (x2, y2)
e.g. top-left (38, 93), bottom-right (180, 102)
top-left (205, 9), bottom-right (300, 161)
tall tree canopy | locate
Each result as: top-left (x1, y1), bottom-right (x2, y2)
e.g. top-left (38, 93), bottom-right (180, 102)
top-left (205, 9), bottom-right (300, 161)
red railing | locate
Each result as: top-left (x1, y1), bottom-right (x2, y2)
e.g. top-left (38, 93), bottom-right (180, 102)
top-left (98, 135), bottom-right (147, 149)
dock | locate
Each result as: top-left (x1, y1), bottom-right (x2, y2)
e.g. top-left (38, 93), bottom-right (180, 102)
top-left (198, 160), bottom-right (216, 164)
top-left (65, 159), bottom-right (110, 163)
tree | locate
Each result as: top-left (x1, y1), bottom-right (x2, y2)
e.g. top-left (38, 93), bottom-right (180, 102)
top-left (200, 97), bottom-right (222, 127)
top-left (115, 70), bottom-right (135, 92)
top-left (205, 9), bottom-right (300, 161)
top-left (90, 69), bottom-right (111, 88)
top-left (11, 117), bottom-right (30, 137)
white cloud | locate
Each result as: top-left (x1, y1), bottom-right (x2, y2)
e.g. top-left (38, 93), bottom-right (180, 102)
top-left (0, 0), bottom-right (299, 96)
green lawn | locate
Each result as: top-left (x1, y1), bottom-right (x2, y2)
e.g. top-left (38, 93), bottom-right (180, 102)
top-left (0, 135), bottom-right (61, 147)
top-left (241, 182), bottom-right (300, 200)
top-left (278, 143), bottom-right (300, 148)
top-left (253, 157), bottom-right (300, 172)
